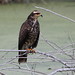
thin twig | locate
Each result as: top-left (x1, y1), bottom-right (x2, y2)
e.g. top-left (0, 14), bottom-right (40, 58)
top-left (40, 33), bottom-right (59, 50)
top-left (0, 49), bottom-right (71, 67)
top-left (35, 6), bottom-right (75, 23)
top-left (48, 68), bottom-right (75, 75)
top-left (36, 50), bottom-right (71, 68)
top-left (0, 72), bottom-right (5, 75)
top-left (0, 67), bottom-right (47, 75)
top-left (41, 32), bottom-right (75, 59)
top-left (0, 49), bottom-right (27, 52)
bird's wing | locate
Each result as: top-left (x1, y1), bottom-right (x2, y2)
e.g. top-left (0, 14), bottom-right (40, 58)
top-left (32, 31), bottom-right (40, 48)
top-left (31, 21), bottom-right (40, 48)
top-left (18, 22), bottom-right (30, 50)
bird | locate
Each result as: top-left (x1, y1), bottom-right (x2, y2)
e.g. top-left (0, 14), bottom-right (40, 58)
top-left (18, 10), bottom-right (43, 64)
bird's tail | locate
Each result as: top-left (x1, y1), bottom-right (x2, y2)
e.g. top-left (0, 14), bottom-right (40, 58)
top-left (18, 51), bottom-right (27, 64)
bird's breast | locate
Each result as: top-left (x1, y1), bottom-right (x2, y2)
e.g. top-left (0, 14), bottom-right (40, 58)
top-left (28, 24), bottom-right (39, 41)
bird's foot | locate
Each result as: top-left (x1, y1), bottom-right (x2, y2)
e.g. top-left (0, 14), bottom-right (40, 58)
top-left (26, 49), bottom-right (35, 53)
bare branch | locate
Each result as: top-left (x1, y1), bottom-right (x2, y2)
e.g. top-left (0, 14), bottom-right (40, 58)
top-left (36, 50), bottom-right (71, 68)
top-left (35, 6), bottom-right (75, 23)
top-left (0, 49), bottom-right (26, 52)
top-left (0, 67), bottom-right (47, 75)
top-left (0, 72), bottom-right (5, 75)
top-left (0, 49), bottom-right (71, 68)
top-left (40, 33), bottom-right (59, 50)
top-left (48, 68), bottom-right (75, 75)
top-left (41, 33), bottom-right (75, 59)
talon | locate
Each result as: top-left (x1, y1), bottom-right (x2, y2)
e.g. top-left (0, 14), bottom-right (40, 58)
top-left (26, 49), bottom-right (35, 53)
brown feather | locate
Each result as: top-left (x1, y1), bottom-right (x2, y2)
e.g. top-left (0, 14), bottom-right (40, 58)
top-left (18, 10), bottom-right (41, 64)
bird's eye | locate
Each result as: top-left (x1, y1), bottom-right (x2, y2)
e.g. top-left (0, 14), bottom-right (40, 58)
top-left (36, 13), bottom-right (40, 15)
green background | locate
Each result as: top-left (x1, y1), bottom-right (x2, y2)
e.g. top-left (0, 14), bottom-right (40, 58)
top-left (0, 2), bottom-right (75, 75)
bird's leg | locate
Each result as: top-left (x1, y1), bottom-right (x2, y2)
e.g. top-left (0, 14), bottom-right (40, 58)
top-left (26, 49), bottom-right (35, 53)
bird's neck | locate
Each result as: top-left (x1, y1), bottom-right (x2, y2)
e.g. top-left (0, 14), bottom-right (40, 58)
top-left (27, 16), bottom-right (38, 21)
top-left (27, 17), bottom-right (38, 27)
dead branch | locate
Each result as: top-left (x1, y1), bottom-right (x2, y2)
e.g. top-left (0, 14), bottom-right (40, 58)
top-left (0, 72), bottom-right (5, 75)
top-left (0, 49), bottom-right (27, 52)
top-left (0, 67), bottom-right (47, 75)
top-left (0, 49), bottom-right (71, 68)
top-left (41, 33), bottom-right (75, 59)
top-left (35, 6), bottom-right (75, 23)
top-left (36, 50), bottom-right (71, 68)
top-left (40, 33), bottom-right (59, 50)
top-left (48, 68), bottom-right (75, 75)
top-left (62, 43), bottom-right (75, 49)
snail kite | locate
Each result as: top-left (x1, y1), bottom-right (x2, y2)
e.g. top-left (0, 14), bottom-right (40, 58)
top-left (18, 10), bottom-right (42, 64)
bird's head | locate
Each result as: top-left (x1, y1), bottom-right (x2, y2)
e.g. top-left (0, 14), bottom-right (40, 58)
top-left (28, 10), bottom-right (43, 20)
top-left (32, 10), bottom-right (43, 18)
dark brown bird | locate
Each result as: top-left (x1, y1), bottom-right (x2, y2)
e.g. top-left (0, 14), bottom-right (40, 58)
top-left (18, 10), bottom-right (42, 64)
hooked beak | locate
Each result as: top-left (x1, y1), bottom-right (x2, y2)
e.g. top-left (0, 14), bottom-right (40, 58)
top-left (40, 15), bottom-right (43, 17)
